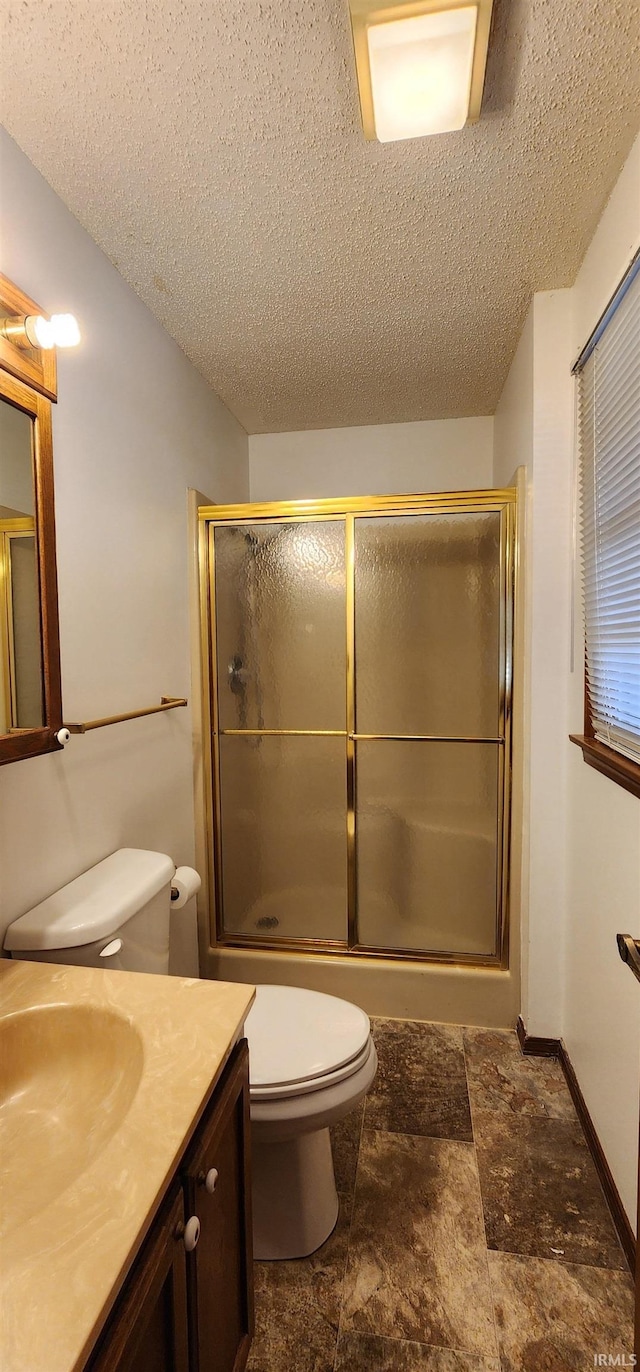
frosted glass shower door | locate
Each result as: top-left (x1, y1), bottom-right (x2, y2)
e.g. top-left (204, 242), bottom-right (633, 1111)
top-left (213, 520), bottom-right (348, 943)
top-left (354, 511), bottom-right (505, 957)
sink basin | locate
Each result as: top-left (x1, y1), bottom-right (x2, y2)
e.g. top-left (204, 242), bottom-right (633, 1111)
top-left (0, 1003), bottom-right (144, 1234)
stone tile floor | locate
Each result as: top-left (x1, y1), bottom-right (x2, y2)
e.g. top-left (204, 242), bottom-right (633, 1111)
top-left (247, 1020), bottom-right (635, 1372)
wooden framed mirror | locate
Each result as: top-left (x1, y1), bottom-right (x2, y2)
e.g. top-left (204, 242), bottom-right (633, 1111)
top-left (0, 279), bottom-right (63, 766)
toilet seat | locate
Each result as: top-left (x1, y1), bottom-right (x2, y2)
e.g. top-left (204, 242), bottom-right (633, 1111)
top-left (250, 1035), bottom-right (374, 1100)
top-left (245, 984), bottom-right (371, 1098)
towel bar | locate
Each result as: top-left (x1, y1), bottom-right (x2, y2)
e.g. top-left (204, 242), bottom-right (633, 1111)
top-left (64, 697), bottom-right (187, 734)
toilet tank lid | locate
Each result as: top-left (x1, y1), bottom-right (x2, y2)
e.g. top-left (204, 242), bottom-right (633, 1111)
top-left (4, 849), bottom-right (175, 951)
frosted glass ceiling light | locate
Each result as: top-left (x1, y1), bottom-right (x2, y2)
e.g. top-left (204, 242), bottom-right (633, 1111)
top-left (349, 0), bottom-right (494, 142)
top-left (368, 8), bottom-right (477, 140)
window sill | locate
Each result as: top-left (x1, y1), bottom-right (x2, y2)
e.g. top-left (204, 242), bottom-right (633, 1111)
top-left (570, 735), bottom-right (640, 800)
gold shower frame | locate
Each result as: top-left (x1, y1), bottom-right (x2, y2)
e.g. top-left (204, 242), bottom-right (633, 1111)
top-left (198, 489), bottom-right (516, 969)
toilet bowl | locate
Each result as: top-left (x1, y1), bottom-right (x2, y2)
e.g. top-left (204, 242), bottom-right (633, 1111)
top-left (245, 984), bottom-right (377, 1260)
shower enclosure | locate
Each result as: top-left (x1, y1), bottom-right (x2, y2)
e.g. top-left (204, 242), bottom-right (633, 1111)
top-left (199, 490), bottom-right (515, 967)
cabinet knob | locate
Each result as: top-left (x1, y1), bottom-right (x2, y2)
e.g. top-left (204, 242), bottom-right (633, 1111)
top-left (198, 1167), bottom-right (219, 1194)
top-left (180, 1215), bottom-right (200, 1252)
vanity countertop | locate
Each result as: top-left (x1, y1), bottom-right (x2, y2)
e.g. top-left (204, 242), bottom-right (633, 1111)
top-left (0, 959), bottom-right (255, 1372)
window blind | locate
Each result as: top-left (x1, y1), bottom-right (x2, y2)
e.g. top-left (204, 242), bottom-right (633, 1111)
top-left (577, 258), bottom-right (640, 765)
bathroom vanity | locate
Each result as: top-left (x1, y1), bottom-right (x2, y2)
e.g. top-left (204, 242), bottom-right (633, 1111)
top-left (0, 960), bottom-right (255, 1372)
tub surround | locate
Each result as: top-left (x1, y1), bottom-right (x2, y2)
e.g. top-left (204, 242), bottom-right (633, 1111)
top-left (0, 960), bottom-right (254, 1372)
top-left (209, 943), bottom-right (520, 1028)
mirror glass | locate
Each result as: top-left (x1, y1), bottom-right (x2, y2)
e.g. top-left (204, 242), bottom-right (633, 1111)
top-left (0, 397), bottom-right (44, 732)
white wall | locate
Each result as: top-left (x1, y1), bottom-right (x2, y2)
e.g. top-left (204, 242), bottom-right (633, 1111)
top-left (564, 135), bottom-right (640, 1230)
top-left (526, 290), bottom-right (575, 1039)
top-left (494, 296), bottom-right (576, 1040)
top-left (495, 132), bottom-right (640, 1227)
top-left (493, 310), bottom-right (533, 491)
top-left (0, 130), bottom-right (249, 971)
top-left (498, 292), bottom-right (576, 1041)
top-left (249, 416), bottom-right (494, 501)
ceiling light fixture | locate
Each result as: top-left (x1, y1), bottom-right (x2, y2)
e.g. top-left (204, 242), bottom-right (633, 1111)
top-left (349, 0), bottom-right (494, 142)
top-left (0, 312), bottom-right (81, 350)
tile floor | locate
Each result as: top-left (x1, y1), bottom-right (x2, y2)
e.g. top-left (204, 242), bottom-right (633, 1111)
top-left (247, 1019), bottom-right (635, 1372)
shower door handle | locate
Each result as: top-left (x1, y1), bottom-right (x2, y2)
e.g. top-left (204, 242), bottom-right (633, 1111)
top-left (228, 656), bottom-right (250, 692)
top-left (617, 934), bottom-right (640, 984)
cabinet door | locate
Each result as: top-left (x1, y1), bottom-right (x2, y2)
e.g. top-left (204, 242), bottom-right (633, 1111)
top-left (183, 1040), bottom-right (253, 1372)
top-left (87, 1185), bottom-right (189, 1372)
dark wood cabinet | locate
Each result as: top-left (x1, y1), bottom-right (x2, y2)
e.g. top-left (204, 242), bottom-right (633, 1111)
top-left (88, 1186), bottom-right (190, 1372)
top-left (86, 1041), bottom-right (253, 1372)
top-left (184, 1040), bottom-right (254, 1372)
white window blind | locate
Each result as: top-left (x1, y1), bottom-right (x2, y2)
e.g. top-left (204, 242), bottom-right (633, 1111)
top-left (577, 257), bottom-right (640, 765)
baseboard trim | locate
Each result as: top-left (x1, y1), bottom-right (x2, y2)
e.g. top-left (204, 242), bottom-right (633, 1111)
top-left (516, 1016), bottom-right (636, 1274)
top-left (516, 1016), bottom-right (561, 1058)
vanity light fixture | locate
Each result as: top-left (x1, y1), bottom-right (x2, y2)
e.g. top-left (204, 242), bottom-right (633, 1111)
top-left (349, 0), bottom-right (494, 142)
top-left (0, 312), bottom-right (81, 350)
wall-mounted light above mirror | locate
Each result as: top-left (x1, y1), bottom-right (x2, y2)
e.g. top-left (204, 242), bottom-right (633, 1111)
top-left (1, 309), bottom-right (80, 353)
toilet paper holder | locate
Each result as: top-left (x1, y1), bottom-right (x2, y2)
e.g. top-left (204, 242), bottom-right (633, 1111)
top-left (170, 866), bottom-right (202, 908)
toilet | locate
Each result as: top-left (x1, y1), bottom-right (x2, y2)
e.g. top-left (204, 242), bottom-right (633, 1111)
top-left (245, 984), bottom-right (377, 1260)
top-left (4, 848), bottom-right (377, 1261)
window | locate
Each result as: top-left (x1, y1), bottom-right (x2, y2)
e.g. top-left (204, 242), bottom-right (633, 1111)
top-left (571, 252), bottom-right (640, 798)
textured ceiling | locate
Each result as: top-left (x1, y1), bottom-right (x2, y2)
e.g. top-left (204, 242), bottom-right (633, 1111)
top-left (1, 1), bottom-right (639, 433)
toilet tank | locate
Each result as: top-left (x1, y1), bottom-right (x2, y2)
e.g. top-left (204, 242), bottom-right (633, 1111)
top-left (4, 849), bottom-right (175, 975)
